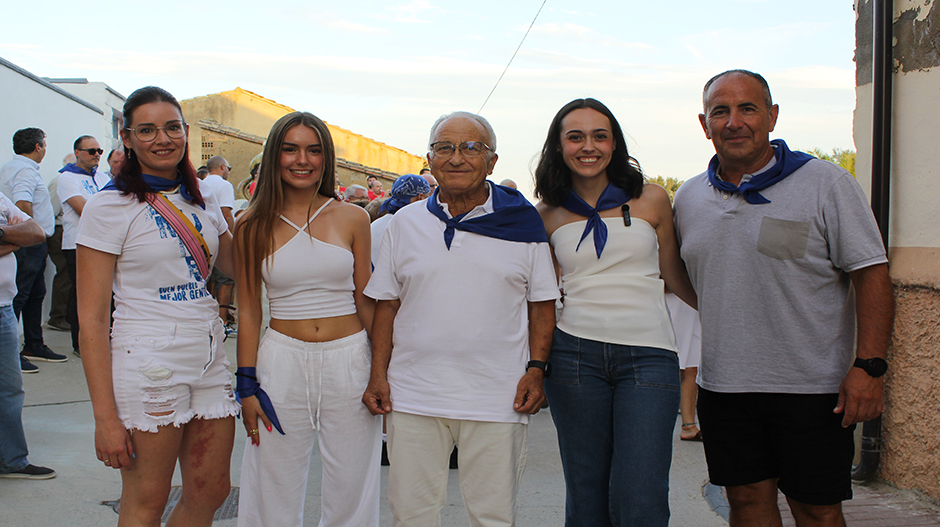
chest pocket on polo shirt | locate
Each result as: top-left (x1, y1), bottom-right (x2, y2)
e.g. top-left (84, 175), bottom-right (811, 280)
top-left (757, 217), bottom-right (810, 260)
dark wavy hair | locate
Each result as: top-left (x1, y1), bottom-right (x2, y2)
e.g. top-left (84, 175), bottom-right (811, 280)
top-left (115, 86), bottom-right (203, 207)
top-left (534, 98), bottom-right (644, 207)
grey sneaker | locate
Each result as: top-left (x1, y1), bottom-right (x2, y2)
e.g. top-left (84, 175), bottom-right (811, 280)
top-left (21, 345), bottom-right (68, 363)
top-left (45, 319), bottom-right (70, 331)
top-left (0, 464), bottom-right (56, 480)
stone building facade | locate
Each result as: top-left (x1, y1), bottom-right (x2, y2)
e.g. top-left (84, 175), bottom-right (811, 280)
top-left (181, 88), bottom-right (425, 195)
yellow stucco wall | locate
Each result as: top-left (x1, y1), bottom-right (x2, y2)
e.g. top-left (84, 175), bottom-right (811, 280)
top-left (181, 88), bottom-right (425, 185)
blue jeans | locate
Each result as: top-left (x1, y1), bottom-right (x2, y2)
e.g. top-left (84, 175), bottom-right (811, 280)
top-left (13, 241), bottom-right (47, 351)
top-left (545, 328), bottom-right (680, 527)
top-left (0, 304), bottom-right (29, 472)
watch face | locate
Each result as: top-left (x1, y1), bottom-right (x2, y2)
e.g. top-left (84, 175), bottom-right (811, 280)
top-left (867, 358), bottom-right (888, 377)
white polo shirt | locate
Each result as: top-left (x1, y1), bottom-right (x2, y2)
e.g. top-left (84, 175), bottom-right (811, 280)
top-left (365, 189), bottom-right (559, 424)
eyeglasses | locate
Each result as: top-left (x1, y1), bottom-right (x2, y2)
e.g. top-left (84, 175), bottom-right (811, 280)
top-left (79, 148), bottom-right (104, 155)
top-left (224, 165), bottom-right (232, 171)
top-left (429, 141), bottom-right (493, 158)
top-left (124, 121), bottom-right (187, 142)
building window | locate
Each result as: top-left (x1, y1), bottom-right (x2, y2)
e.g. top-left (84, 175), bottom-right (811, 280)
top-left (112, 111), bottom-right (123, 141)
top-left (202, 140), bottom-right (214, 149)
top-left (202, 154), bottom-right (211, 161)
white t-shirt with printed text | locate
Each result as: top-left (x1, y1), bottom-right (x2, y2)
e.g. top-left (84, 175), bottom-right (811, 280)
top-left (58, 171), bottom-right (100, 250)
top-left (77, 186), bottom-right (227, 324)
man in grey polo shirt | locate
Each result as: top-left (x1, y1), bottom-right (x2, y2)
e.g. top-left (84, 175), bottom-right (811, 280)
top-left (674, 70), bottom-right (894, 526)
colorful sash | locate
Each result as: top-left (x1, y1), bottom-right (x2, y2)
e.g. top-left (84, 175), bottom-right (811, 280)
top-left (145, 192), bottom-right (212, 280)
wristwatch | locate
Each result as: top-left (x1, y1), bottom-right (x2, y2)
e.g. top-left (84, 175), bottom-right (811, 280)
top-left (853, 357), bottom-right (888, 378)
top-left (526, 360), bottom-right (551, 378)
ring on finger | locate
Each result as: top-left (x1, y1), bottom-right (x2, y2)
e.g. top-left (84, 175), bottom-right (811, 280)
top-left (104, 459), bottom-right (111, 465)
top-left (250, 429), bottom-right (259, 434)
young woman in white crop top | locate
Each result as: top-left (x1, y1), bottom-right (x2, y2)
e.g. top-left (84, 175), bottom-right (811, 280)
top-left (534, 99), bottom-right (697, 527)
top-left (77, 86), bottom-right (240, 527)
top-left (233, 111), bottom-right (381, 527)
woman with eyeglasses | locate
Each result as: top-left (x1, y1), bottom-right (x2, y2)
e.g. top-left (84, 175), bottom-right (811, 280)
top-left (534, 98), bottom-right (697, 527)
top-left (76, 86), bottom-right (239, 526)
top-left (233, 111), bottom-right (381, 527)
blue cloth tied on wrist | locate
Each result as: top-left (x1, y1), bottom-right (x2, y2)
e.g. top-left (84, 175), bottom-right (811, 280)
top-left (560, 182), bottom-right (630, 259)
top-left (705, 139), bottom-right (814, 205)
top-left (425, 181), bottom-right (548, 250)
top-left (102, 173), bottom-right (203, 208)
top-left (235, 367), bottom-right (285, 435)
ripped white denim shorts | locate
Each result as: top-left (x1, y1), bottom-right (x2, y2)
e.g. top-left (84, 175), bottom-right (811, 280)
top-left (110, 318), bottom-right (239, 433)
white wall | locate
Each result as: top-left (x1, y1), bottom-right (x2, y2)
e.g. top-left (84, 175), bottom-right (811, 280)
top-left (0, 60), bottom-right (104, 185)
top-left (853, 0), bottom-right (940, 286)
top-left (51, 81), bottom-right (125, 152)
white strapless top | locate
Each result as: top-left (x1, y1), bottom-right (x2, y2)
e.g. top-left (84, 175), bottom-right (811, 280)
top-left (551, 217), bottom-right (676, 351)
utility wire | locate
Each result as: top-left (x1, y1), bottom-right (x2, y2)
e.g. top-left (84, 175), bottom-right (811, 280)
top-left (478, 0), bottom-right (548, 114)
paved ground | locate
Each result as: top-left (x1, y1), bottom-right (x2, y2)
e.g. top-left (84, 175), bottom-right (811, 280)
top-left (2, 324), bottom-right (939, 526)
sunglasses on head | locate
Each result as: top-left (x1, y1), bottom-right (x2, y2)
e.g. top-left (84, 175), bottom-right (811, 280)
top-left (80, 148), bottom-right (104, 155)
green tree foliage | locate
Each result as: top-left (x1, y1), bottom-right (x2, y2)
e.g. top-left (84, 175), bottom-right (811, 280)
top-left (804, 148), bottom-right (856, 177)
top-left (648, 175), bottom-right (683, 201)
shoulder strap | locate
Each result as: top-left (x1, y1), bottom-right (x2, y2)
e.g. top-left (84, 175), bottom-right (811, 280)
top-left (278, 215), bottom-right (303, 231)
top-left (279, 198), bottom-right (334, 231)
top-left (306, 198), bottom-right (333, 226)
top-left (145, 193), bottom-right (212, 280)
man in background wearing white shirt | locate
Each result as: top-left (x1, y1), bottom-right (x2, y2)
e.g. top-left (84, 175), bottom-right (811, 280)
top-left (202, 156), bottom-right (237, 334)
top-left (0, 128), bottom-right (66, 372)
top-left (57, 135), bottom-right (103, 356)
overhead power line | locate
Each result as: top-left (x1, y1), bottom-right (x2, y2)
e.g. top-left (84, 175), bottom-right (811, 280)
top-left (478, 0), bottom-right (548, 114)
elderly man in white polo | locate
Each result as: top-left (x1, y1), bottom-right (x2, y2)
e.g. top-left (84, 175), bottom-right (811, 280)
top-left (362, 111), bottom-right (558, 527)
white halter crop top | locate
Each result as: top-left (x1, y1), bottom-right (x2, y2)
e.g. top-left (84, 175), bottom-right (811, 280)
top-left (261, 199), bottom-right (357, 320)
top-left (552, 217), bottom-right (677, 351)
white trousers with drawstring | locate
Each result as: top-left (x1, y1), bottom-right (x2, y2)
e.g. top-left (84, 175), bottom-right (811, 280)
top-left (237, 328), bottom-right (382, 527)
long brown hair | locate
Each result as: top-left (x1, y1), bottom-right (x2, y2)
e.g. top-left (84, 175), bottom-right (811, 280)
top-left (234, 112), bottom-right (336, 292)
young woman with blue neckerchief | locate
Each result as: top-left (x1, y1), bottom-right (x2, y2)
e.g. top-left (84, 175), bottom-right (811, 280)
top-left (534, 98), bottom-right (697, 527)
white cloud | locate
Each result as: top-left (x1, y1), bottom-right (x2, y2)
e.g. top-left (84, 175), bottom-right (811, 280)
top-left (529, 22), bottom-right (653, 51)
top-left (327, 19), bottom-right (388, 34)
top-left (386, 0), bottom-right (438, 24)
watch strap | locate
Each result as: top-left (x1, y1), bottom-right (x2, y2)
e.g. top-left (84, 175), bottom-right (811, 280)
top-left (526, 360), bottom-right (550, 377)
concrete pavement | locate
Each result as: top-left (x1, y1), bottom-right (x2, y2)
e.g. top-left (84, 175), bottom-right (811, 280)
top-left (3, 324), bottom-right (936, 526)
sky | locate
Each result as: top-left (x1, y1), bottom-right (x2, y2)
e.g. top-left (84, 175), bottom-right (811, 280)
top-left (0, 0), bottom-right (859, 195)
